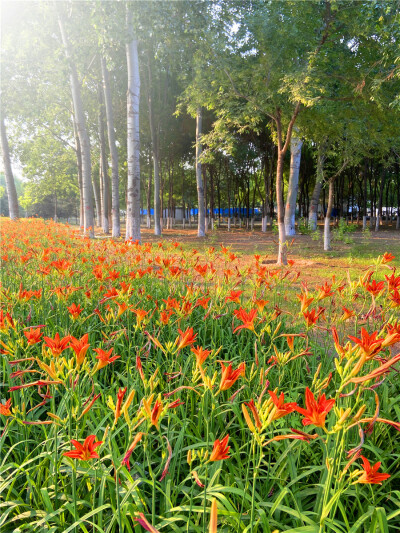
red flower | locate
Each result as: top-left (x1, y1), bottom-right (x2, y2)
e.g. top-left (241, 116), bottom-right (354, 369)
top-left (176, 327), bottom-right (197, 351)
top-left (69, 334), bottom-right (90, 367)
top-left (63, 435), bottom-right (102, 461)
top-left (219, 361), bottom-right (245, 391)
top-left (233, 308), bottom-right (257, 333)
top-left (364, 279), bottom-right (385, 296)
top-left (268, 390), bottom-right (298, 421)
top-left (382, 252), bottom-right (395, 264)
top-left (0, 398), bottom-right (12, 416)
top-left (94, 348), bottom-right (120, 370)
top-left (348, 328), bottom-right (383, 359)
top-left (295, 387), bottom-right (335, 428)
top-left (24, 327), bottom-right (44, 345)
top-left (191, 345), bottom-right (211, 367)
top-left (209, 434), bottom-right (230, 461)
top-left (43, 333), bottom-right (71, 357)
top-left (303, 308), bottom-right (325, 327)
top-left (225, 290), bottom-right (243, 303)
top-left (67, 303), bottom-right (83, 319)
top-left (356, 456), bottom-right (391, 485)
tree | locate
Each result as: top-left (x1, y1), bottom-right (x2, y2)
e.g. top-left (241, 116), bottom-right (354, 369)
top-left (125, 6), bottom-right (141, 242)
top-left (58, 8), bottom-right (94, 237)
top-left (0, 116), bottom-right (19, 219)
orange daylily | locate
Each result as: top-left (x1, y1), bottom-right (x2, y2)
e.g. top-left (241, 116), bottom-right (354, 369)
top-left (233, 308), bottom-right (257, 333)
top-left (94, 348), bottom-right (120, 370)
top-left (24, 327), bottom-right (44, 345)
top-left (69, 333), bottom-right (90, 367)
top-left (67, 303), bottom-right (83, 319)
top-left (355, 456), bottom-right (391, 484)
top-left (209, 434), bottom-right (230, 461)
top-left (0, 398), bottom-right (12, 416)
top-left (176, 327), bottom-right (198, 351)
top-left (219, 361), bottom-right (245, 391)
top-left (295, 387), bottom-right (335, 428)
top-left (43, 333), bottom-right (71, 357)
top-left (268, 390), bottom-right (298, 421)
top-left (63, 435), bottom-right (102, 461)
top-left (348, 328), bottom-right (384, 359)
top-left (191, 345), bottom-right (211, 367)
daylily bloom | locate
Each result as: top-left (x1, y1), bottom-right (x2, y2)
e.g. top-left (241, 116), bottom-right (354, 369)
top-left (191, 345), bottom-right (211, 367)
top-left (122, 432), bottom-right (144, 470)
top-left (303, 308), bottom-right (325, 327)
top-left (63, 435), bottom-right (102, 461)
top-left (94, 348), bottom-right (120, 370)
top-left (364, 279), bottom-right (385, 296)
top-left (209, 434), bottom-right (230, 461)
top-left (350, 353), bottom-right (400, 384)
top-left (131, 308), bottom-right (148, 325)
top-left (69, 333), bottom-right (90, 367)
top-left (268, 390), bottom-right (298, 422)
top-left (316, 282), bottom-right (334, 300)
top-left (219, 362), bottom-right (245, 391)
top-left (348, 328), bottom-right (383, 359)
top-left (24, 327), bottom-right (44, 346)
top-left (43, 333), bottom-right (71, 357)
top-left (295, 387), bottom-right (335, 428)
top-left (355, 456), bottom-right (391, 484)
top-left (341, 307), bottom-right (355, 321)
top-left (176, 327), bottom-right (198, 351)
top-left (67, 303), bottom-right (83, 319)
top-left (296, 292), bottom-right (314, 313)
top-left (0, 398), bottom-right (12, 416)
top-left (381, 252), bottom-right (395, 264)
top-left (388, 288), bottom-right (400, 308)
top-left (233, 308), bottom-right (257, 333)
top-left (225, 290), bottom-right (243, 303)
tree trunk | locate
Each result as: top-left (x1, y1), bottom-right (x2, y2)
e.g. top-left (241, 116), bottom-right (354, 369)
top-left (125, 8), bottom-right (141, 242)
top-left (309, 146), bottom-right (325, 231)
top-left (0, 116), bottom-right (19, 219)
top-left (196, 107), bottom-right (206, 237)
top-left (98, 82), bottom-right (109, 234)
top-left (101, 57), bottom-right (120, 238)
top-left (72, 118), bottom-right (84, 227)
top-left (362, 160), bottom-right (368, 230)
top-left (58, 12), bottom-right (94, 237)
top-left (147, 52), bottom-right (161, 236)
top-left (147, 155), bottom-right (152, 229)
top-left (284, 135), bottom-right (302, 235)
top-left (375, 167), bottom-right (385, 232)
top-left (92, 174), bottom-right (101, 227)
top-left (324, 179), bottom-right (334, 251)
top-left (276, 151), bottom-right (287, 264)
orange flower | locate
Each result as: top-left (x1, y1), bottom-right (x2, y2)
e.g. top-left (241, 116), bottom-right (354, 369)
top-left (24, 327), bottom-right (44, 345)
top-left (43, 333), bottom-right (71, 357)
top-left (191, 345), bottom-right (211, 367)
top-left (233, 308), bottom-right (257, 333)
top-left (94, 348), bottom-right (120, 370)
top-left (243, 399), bottom-right (262, 430)
top-left (341, 307), bottom-right (355, 321)
top-left (364, 279), bottom-right (385, 296)
top-left (225, 290), bottom-right (243, 303)
top-left (382, 252), bottom-right (395, 264)
top-left (316, 282), bottom-right (334, 300)
top-left (348, 328), bottom-right (383, 359)
top-left (295, 387), bottom-right (335, 428)
top-left (63, 435), bottom-right (102, 461)
top-left (0, 398), bottom-right (12, 416)
top-left (268, 390), bottom-right (298, 421)
top-left (67, 303), bottom-right (83, 319)
top-left (69, 333), bottom-right (90, 367)
top-left (296, 291), bottom-right (314, 312)
top-left (355, 456), bottom-right (390, 484)
top-left (303, 308), bottom-right (324, 327)
top-left (209, 434), bottom-right (230, 461)
top-left (388, 288), bottom-right (400, 308)
top-left (254, 299), bottom-right (268, 312)
top-left (219, 361), bottom-right (245, 391)
top-left (349, 353), bottom-right (400, 384)
top-left (131, 308), bottom-right (148, 325)
top-left (114, 387), bottom-right (127, 424)
top-left (122, 432), bottom-right (144, 471)
top-left (176, 327), bottom-right (198, 351)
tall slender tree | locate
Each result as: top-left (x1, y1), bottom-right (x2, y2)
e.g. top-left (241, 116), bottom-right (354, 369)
top-left (0, 116), bottom-right (19, 219)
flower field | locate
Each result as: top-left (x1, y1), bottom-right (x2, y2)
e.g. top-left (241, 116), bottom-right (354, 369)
top-left (1, 218), bottom-right (400, 533)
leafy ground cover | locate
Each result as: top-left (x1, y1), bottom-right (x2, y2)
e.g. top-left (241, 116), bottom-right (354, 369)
top-left (1, 218), bottom-right (400, 533)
